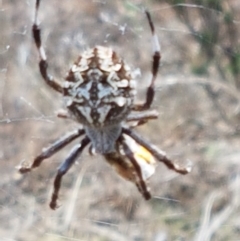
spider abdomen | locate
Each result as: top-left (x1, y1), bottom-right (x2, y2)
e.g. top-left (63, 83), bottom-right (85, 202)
top-left (64, 46), bottom-right (136, 128)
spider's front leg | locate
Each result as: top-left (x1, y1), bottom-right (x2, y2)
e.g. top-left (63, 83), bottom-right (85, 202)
top-left (33, 0), bottom-right (63, 93)
top-left (132, 10), bottom-right (161, 111)
top-left (50, 136), bottom-right (90, 210)
top-left (18, 129), bottom-right (84, 173)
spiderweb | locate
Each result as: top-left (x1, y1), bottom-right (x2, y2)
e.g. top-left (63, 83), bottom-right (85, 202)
top-left (0, 0), bottom-right (240, 240)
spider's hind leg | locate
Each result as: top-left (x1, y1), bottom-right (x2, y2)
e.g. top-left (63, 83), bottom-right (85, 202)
top-left (50, 136), bottom-right (90, 210)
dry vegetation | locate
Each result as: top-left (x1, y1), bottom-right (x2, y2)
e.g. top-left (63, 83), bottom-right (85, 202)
top-left (0, 0), bottom-right (240, 240)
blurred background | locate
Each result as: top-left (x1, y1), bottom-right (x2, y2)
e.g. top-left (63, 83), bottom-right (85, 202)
top-left (0, 0), bottom-right (240, 240)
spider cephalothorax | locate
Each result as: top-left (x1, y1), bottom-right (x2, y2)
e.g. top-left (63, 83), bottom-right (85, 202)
top-left (18, 0), bottom-right (191, 210)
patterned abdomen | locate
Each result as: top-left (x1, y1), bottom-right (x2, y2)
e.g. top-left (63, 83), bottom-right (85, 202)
top-left (64, 46), bottom-right (136, 128)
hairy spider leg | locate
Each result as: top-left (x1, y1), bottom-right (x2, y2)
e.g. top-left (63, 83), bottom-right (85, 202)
top-left (32, 0), bottom-right (63, 93)
top-left (132, 10), bottom-right (161, 111)
top-left (18, 129), bottom-right (85, 173)
top-left (50, 136), bottom-right (90, 209)
top-left (122, 128), bottom-right (191, 174)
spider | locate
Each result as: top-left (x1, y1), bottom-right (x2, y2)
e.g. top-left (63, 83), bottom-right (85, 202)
top-left (18, 0), bottom-right (191, 210)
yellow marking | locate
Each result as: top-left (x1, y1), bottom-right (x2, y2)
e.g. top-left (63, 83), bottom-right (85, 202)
top-left (134, 145), bottom-right (155, 165)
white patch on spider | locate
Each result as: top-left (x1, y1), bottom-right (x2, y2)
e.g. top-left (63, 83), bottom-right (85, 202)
top-left (112, 63), bottom-right (122, 71)
top-left (97, 46), bottom-right (113, 59)
top-left (97, 83), bottom-right (112, 99)
top-left (77, 81), bottom-right (92, 100)
top-left (39, 46), bottom-right (46, 60)
top-left (129, 79), bottom-right (136, 89)
top-left (77, 106), bottom-right (93, 123)
top-left (100, 60), bottom-right (113, 72)
top-left (130, 89), bottom-right (137, 96)
top-left (97, 105), bottom-right (112, 123)
top-left (126, 98), bottom-right (133, 106)
top-left (57, 109), bottom-right (69, 118)
top-left (124, 64), bottom-right (131, 72)
top-left (65, 98), bottom-right (73, 107)
top-left (73, 71), bottom-right (84, 84)
top-left (113, 96), bottom-right (127, 107)
top-left (81, 49), bottom-right (94, 59)
top-left (63, 81), bottom-right (71, 88)
top-left (73, 97), bottom-right (84, 104)
top-left (116, 79), bottom-right (129, 88)
top-left (106, 72), bottom-right (119, 90)
top-left (77, 57), bottom-right (90, 71)
top-left (186, 165), bottom-right (192, 173)
top-left (152, 34), bottom-right (161, 52)
top-left (71, 64), bottom-right (80, 72)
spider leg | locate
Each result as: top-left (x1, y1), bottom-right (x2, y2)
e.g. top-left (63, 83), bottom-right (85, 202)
top-left (126, 110), bottom-right (159, 127)
top-left (126, 110), bottom-right (159, 122)
top-left (18, 129), bottom-right (85, 173)
top-left (132, 10), bottom-right (161, 111)
top-left (122, 128), bottom-right (191, 175)
top-left (33, 0), bottom-right (63, 93)
top-left (120, 136), bottom-right (151, 200)
top-left (50, 136), bottom-right (90, 210)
